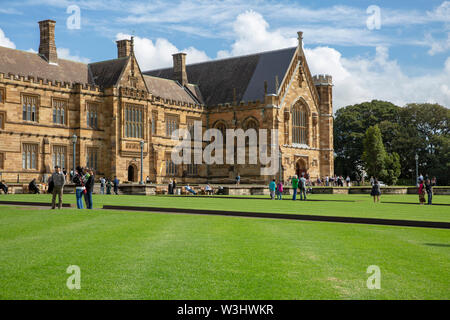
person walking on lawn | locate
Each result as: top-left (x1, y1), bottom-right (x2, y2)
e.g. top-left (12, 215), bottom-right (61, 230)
top-left (50, 165), bottom-right (65, 209)
top-left (291, 175), bottom-right (299, 200)
top-left (269, 179), bottom-right (276, 200)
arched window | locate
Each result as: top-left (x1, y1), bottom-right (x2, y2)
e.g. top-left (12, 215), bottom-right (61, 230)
top-left (292, 102), bottom-right (308, 145)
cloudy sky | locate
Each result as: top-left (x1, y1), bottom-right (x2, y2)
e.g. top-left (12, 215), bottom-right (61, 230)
top-left (0, 0), bottom-right (449, 109)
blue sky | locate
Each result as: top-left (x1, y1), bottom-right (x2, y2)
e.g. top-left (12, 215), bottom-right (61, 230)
top-left (0, 0), bottom-right (449, 108)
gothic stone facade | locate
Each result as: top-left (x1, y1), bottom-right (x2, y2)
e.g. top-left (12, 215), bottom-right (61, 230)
top-left (0, 20), bottom-right (333, 184)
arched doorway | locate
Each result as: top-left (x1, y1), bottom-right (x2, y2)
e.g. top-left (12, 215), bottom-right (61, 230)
top-left (296, 158), bottom-right (308, 178)
top-left (128, 164), bottom-right (137, 182)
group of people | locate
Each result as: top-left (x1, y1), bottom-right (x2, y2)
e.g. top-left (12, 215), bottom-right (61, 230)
top-left (71, 166), bottom-right (95, 209)
top-left (99, 176), bottom-right (120, 195)
top-left (268, 174), bottom-right (308, 201)
top-left (418, 174), bottom-right (436, 205)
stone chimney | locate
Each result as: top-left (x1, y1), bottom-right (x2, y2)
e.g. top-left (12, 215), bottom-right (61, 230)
top-left (172, 53), bottom-right (188, 86)
top-left (38, 20), bottom-right (57, 64)
top-left (116, 38), bottom-right (133, 58)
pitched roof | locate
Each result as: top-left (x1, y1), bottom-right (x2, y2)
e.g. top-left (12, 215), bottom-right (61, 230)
top-left (88, 57), bottom-right (129, 88)
top-left (0, 46), bottom-right (90, 84)
top-left (144, 47), bottom-right (297, 106)
top-left (143, 75), bottom-right (199, 104)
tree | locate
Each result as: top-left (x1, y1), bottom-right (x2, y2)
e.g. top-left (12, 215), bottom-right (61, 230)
top-left (383, 152), bottom-right (401, 185)
top-left (334, 100), bottom-right (400, 179)
top-left (362, 125), bottom-right (387, 179)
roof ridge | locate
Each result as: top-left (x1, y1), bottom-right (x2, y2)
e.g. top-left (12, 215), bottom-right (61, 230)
top-left (88, 56), bottom-right (129, 65)
top-left (0, 45), bottom-right (88, 65)
top-left (144, 46), bottom-right (297, 73)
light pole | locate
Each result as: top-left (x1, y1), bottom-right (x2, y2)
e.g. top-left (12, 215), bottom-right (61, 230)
top-left (72, 134), bottom-right (77, 178)
top-left (140, 140), bottom-right (145, 185)
top-left (415, 153), bottom-right (419, 186)
top-left (278, 150), bottom-right (282, 182)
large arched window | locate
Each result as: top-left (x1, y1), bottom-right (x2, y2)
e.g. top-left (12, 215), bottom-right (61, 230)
top-left (292, 102), bottom-right (308, 145)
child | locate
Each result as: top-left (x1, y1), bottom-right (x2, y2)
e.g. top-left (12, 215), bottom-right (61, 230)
top-left (276, 181), bottom-right (283, 200)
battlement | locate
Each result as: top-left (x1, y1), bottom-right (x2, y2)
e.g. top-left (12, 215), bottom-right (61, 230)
top-left (0, 71), bottom-right (101, 93)
top-left (313, 74), bottom-right (332, 86)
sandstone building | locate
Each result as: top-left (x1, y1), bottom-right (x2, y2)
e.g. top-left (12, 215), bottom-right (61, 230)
top-left (0, 19), bottom-right (333, 184)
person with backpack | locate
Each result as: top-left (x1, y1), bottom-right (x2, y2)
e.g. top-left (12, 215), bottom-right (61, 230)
top-left (371, 178), bottom-right (381, 203)
top-left (299, 174), bottom-right (307, 201)
top-left (72, 166), bottom-right (85, 209)
top-left (291, 175), bottom-right (299, 200)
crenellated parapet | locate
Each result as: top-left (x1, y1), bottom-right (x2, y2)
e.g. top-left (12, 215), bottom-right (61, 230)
top-left (312, 74), bottom-right (333, 86)
top-left (0, 72), bottom-right (101, 93)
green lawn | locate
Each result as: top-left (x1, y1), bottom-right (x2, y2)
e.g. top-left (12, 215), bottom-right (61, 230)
top-left (0, 194), bottom-right (449, 299)
top-left (3, 193), bottom-right (450, 222)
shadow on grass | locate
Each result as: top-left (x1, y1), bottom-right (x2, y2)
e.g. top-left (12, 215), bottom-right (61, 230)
top-left (424, 243), bottom-right (450, 248)
top-left (156, 195), bottom-right (356, 202)
top-left (381, 201), bottom-right (450, 206)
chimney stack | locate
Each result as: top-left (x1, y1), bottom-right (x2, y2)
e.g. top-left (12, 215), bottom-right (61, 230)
top-left (116, 38), bottom-right (133, 58)
top-left (38, 20), bottom-right (57, 64)
top-left (172, 53), bottom-right (188, 86)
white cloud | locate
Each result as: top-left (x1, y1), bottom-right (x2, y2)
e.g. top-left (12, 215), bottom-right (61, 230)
top-left (424, 32), bottom-right (450, 56)
top-left (305, 46), bottom-right (450, 109)
top-left (0, 28), bottom-right (15, 49)
top-left (57, 48), bottom-right (91, 63)
top-left (217, 10), bottom-right (297, 58)
top-left (115, 33), bottom-right (210, 70)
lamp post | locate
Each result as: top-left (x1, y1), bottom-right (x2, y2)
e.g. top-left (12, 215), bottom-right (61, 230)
top-left (415, 153), bottom-right (419, 186)
top-left (140, 140), bottom-right (145, 185)
top-left (278, 150), bottom-right (282, 182)
top-left (72, 134), bottom-right (77, 177)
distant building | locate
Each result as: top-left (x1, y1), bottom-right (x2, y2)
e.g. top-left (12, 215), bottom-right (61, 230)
top-left (0, 20), bottom-right (333, 184)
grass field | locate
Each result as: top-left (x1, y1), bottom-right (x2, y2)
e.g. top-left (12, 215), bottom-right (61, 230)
top-left (0, 193), bottom-right (449, 299)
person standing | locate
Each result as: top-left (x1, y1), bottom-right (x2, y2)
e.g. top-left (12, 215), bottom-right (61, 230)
top-left (418, 179), bottom-right (426, 205)
top-left (291, 175), bottom-right (299, 200)
top-left (276, 180), bottom-right (283, 200)
top-left (425, 178), bottom-right (434, 205)
top-left (172, 178), bottom-right (177, 195)
top-left (100, 177), bottom-right (106, 195)
top-left (168, 179), bottom-right (173, 195)
top-left (269, 179), bottom-right (276, 200)
top-left (72, 166), bottom-right (85, 209)
top-left (106, 179), bottom-right (112, 195)
top-left (0, 180), bottom-right (9, 194)
top-left (236, 174), bottom-right (241, 185)
top-left (371, 178), bottom-right (381, 203)
top-left (299, 175), bottom-right (307, 201)
top-left (346, 176), bottom-right (351, 187)
top-left (113, 176), bottom-right (119, 195)
top-left (50, 166), bottom-right (66, 210)
top-left (84, 169), bottom-right (95, 210)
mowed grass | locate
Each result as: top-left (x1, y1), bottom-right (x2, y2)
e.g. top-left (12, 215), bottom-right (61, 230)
top-left (2, 192), bottom-right (450, 222)
top-left (0, 196), bottom-right (449, 299)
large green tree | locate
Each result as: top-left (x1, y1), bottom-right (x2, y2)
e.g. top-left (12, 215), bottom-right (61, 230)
top-left (334, 100), bottom-right (400, 179)
top-left (334, 101), bottom-right (449, 185)
top-left (362, 125), bottom-right (387, 179)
